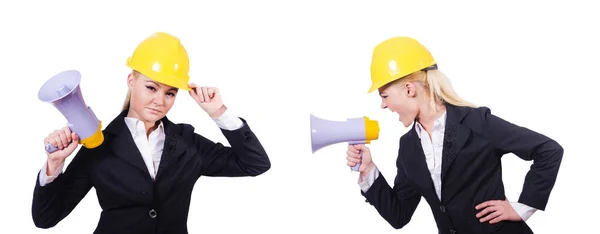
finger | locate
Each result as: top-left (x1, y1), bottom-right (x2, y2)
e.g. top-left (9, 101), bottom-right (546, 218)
top-left (353, 144), bottom-right (363, 150)
top-left (189, 86), bottom-right (198, 97)
top-left (347, 161), bottom-right (356, 167)
top-left (201, 87), bottom-right (210, 102)
top-left (46, 136), bottom-right (57, 148)
top-left (53, 135), bottom-right (65, 150)
top-left (359, 144), bottom-right (369, 152)
top-left (64, 127), bottom-right (72, 142)
top-left (206, 87), bottom-right (215, 99)
top-left (66, 134), bottom-right (79, 150)
top-left (476, 200), bottom-right (500, 210)
top-left (188, 83), bottom-right (199, 97)
top-left (58, 132), bottom-right (69, 147)
top-left (480, 210), bottom-right (503, 223)
top-left (210, 87), bottom-right (219, 99)
top-left (61, 128), bottom-right (72, 144)
top-left (476, 206), bottom-right (498, 218)
top-left (489, 214), bottom-right (505, 224)
top-left (199, 87), bottom-right (208, 102)
top-left (72, 132), bottom-right (79, 143)
top-left (346, 150), bottom-right (360, 159)
top-left (347, 145), bottom-right (359, 153)
top-left (346, 155), bottom-right (360, 163)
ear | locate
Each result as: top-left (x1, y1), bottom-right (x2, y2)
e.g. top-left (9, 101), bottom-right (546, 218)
top-left (405, 82), bottom-right (416, 97)
top-left (127, 73), bottom-right (135, 90)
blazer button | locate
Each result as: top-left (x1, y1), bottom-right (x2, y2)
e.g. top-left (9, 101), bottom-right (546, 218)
top-left (142, 191), bottom-right (148, 195)
top-left (149, 209), bottom-right (157, 218)
top-left (449, 229), bottom-right (456, 234)
top-left (440, 206), bottom-right (446, 212)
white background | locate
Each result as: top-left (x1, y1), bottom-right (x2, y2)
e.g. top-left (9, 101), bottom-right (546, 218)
top-left (0, 0), bottom-right (598, 233)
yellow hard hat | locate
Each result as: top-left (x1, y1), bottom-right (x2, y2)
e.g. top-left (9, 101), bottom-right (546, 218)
top-left (368, 37), bottom-right (436, 93)
top-left (126, 32), bottom-right (191, 90)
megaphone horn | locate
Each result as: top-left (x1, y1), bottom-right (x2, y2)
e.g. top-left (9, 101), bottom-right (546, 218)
top-left (310, 114), bottom-right (380, 171)
top-left (38, 70), bottom-right (104, 153)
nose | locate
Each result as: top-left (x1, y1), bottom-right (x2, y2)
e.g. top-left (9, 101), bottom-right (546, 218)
top-left (380, 99), bottom-right (387, 109)
top-left (153, 92), bottom-right (165, 106)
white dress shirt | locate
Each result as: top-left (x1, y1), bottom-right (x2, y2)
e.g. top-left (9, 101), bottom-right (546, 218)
top-left (39, 108), bottom-right (244, 186)
top-left (358, 111), bottom-right (537, 221)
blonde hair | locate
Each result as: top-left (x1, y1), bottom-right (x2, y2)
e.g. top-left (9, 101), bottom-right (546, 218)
top-left (389, 67), bottom-right (477, 110)
top-left (121, 70), bottom-right (140, 111)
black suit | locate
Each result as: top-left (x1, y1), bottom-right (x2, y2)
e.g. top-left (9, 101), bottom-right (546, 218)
top-left (32, 109), bottom-right (271, 234)
top-left (362, 104), bottom-right (563, 234)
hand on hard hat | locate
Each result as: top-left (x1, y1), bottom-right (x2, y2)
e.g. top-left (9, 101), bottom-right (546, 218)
top-left (188, 83), bottom-right (226, 118)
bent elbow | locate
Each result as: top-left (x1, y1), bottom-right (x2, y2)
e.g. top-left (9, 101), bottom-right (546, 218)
top-left (33, 216), bottom-right (58, 229)
top-left (388, 214), bottom-right (412, 230)
top-left (249, 160), bottom-right (271, 176)
top-left (548, 140), bottom-right (564, 163)
top-left (390, 220), bottom-right (408, 230)
top-left (554, 141), bottom-right (564, 158)
top-left (32, 205), bottom-right (60, 229)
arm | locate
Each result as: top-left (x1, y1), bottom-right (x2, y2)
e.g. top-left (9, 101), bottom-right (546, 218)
top-left (38, 160), bottom-right (65, 186)
top-left (510, 202), bottom-right (537, 221)
top-left (479, 107), bottom-right (563, 211)
top-left (360, 157), bottom-right (422, 229)
top-left (196, 109), bottom-right (271, 177)
top-left (32, 147), bottom-right (94, 228)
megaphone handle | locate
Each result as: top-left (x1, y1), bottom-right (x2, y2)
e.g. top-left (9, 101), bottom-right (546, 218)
top-left (351, 150), bottom-right (362, 172)
top-left (46, 143), bottom-right (59, 153)
top-left (45, 123), bottom-right (75, 154)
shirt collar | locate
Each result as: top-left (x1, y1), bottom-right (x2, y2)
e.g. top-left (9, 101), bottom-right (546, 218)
top-left (124, 117), bottom-right (164, 137)
top-left (415, 111), bottom-right (447, 139)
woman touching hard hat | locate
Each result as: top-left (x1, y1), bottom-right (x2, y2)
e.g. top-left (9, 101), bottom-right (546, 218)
top-left (346, 36), bottom-right (563, 234)
top-left (32, 32), bottom-right (271, 234)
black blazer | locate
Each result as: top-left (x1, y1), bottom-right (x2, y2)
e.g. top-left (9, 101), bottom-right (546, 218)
top-left (361, 103), bottom-right (563, 234)
top-left (32, 109), bottom-right (271, 234)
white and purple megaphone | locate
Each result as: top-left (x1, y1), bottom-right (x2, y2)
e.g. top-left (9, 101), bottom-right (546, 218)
top-left (310, 114), bottom-right (380, 171)
top-left (38, 70), bottom-right (104, 153)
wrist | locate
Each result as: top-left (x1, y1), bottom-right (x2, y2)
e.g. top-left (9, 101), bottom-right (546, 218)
top-left (208, 105), bottom-right (227, 118)
top-left (46, 158), bottom-right (64, 176)
top-left (360, 163), bottom-right (375, 177)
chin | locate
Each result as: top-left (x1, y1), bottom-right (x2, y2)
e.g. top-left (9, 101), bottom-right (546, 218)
top-left (401, 121), bottom-right (412, 128)
top-left (143, 111), bottom-right (164, 122)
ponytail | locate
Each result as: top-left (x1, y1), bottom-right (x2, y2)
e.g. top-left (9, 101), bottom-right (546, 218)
top-left (121, 70), bottom-right (139, 112)
top-left (121, 90), bottom-right (131, 111)
top-left (425, 69), bottom-right (476, 109)
top-left (399, 68), bottom-right (477, 110)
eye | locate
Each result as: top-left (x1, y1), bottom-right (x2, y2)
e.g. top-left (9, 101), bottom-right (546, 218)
top-left (167, 92), bottom-right (176, 97)
top-left (146, 85), bottom-right (156, 91)
top-left (382, 95), bottom-right (388, 99)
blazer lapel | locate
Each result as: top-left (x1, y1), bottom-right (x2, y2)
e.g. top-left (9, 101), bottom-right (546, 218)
top-left (404, 126), bottom-right (436, 192)
top-left (104, 110), bottom-right (151, 177)
top-left (155, 116), bottom-right (187, 180)
top-left (440, 104), bottom-right (471, 183)
top-left (104, 110), bottom-right (188, 182)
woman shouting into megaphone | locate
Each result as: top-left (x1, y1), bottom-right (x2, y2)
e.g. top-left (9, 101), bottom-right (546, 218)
top-left (32, 32), bottom-right (271, 234)
top-left (346, 37), bottom-right (563, 234)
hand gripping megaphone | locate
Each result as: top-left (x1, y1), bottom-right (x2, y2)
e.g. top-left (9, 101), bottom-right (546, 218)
top-left (310, 114), bottom-right (380, 171)
top-left (38, 70), bottom-right (104, 153)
